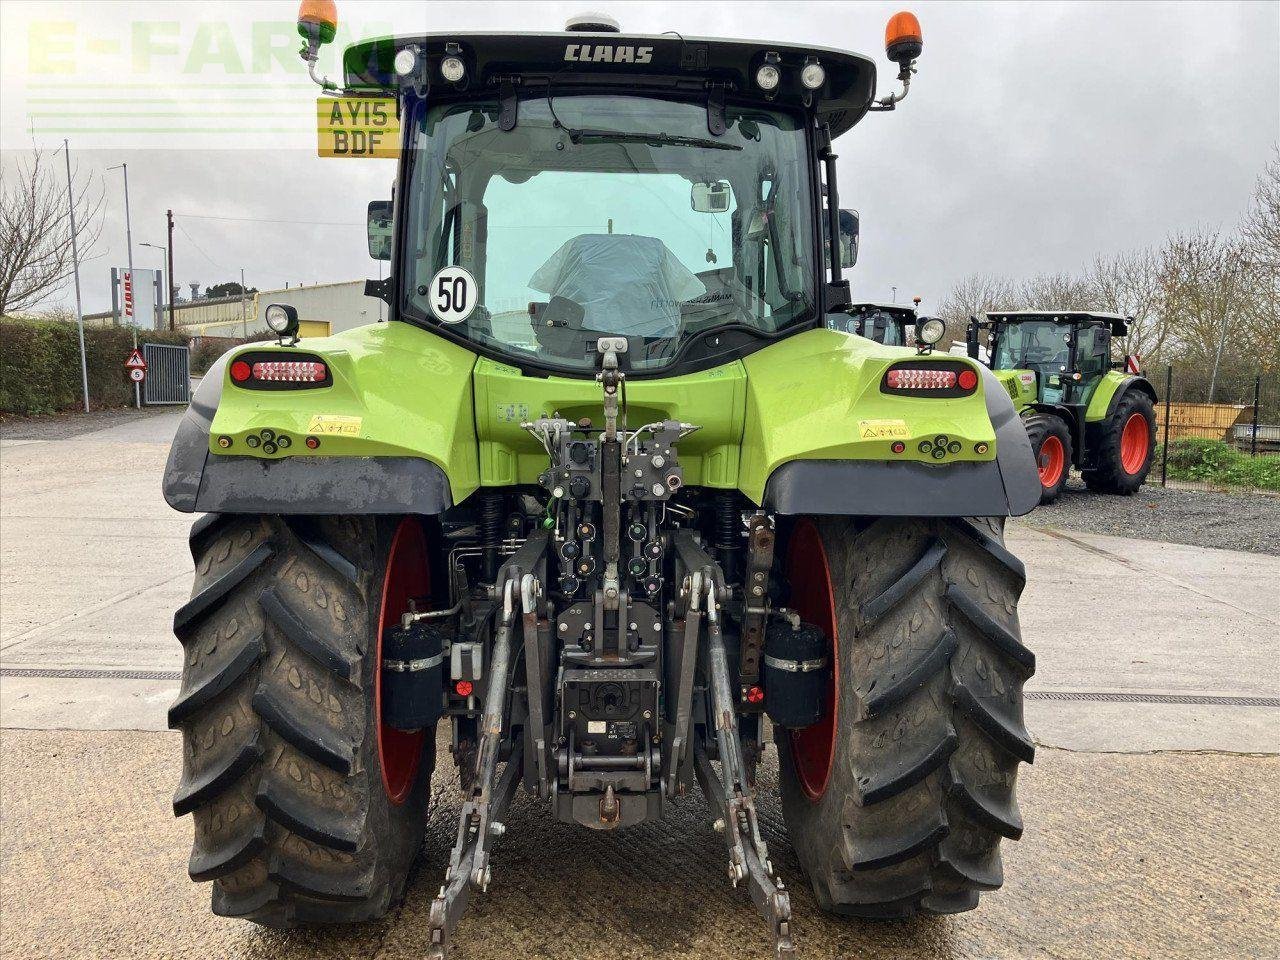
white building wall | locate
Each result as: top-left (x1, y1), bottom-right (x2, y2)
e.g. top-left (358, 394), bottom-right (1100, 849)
top-left (252, 280), bottom-right (384, 336)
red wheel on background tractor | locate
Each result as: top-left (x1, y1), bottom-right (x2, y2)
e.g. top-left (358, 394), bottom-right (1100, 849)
top-left (169, 514), bottom-right (435, 927)
top-left (1084, 391), bottom-right (1157, 495)
top-left (776, 516), bottom-right (1034, 918)
top-left (1023, 413), bottom-right (1073, 504)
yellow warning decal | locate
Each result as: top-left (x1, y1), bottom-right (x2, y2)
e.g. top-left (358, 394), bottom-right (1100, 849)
top-left (307, 414), bottom-right (363, 437)
top-left (858, 418), bottom-right (910, 440)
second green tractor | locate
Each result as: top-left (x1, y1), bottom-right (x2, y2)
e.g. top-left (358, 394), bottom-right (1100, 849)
top-left (968, 311), bottom-right (1158, 504)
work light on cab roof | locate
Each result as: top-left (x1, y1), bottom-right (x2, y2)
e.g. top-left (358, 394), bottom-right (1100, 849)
top-left (297, 3), bottom-right (927, 119)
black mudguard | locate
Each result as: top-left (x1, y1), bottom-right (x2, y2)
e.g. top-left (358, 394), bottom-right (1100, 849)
top-left (763, 365), bottom-right (1041, 517)
top-left (162, 354), bottom-right (452, 516)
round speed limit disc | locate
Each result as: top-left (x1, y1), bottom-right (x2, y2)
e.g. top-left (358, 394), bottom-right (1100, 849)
top-left (428, 265), bottom-right (477, 324)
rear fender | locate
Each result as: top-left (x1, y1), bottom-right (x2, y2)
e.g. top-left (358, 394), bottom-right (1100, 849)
top-left (1082, 374), bottom-right (1157, 470)
top-left (162, 324), bottom-right (480, 515)
top-left (1085, 371), bottom-right (1155, 423)
top-left (743, 331), bottom-right (1040, 517)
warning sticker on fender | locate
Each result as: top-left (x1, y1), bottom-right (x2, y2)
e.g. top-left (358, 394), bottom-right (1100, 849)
top-left (307, 415), bottom-right (363, 437)
top-left (858, 419), bottom-right (910, 440)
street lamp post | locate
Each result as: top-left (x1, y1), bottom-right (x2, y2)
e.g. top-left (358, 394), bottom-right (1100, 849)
top-left (63, 140), bottom-right (90, 414)
top-left (108, 163), bottom-right (140, 408)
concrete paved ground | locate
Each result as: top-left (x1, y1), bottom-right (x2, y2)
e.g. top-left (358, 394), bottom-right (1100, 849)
top-left (2, 411), bottom-right (1277, 959)
top-left (3, 727), bottom-right (1277, 960)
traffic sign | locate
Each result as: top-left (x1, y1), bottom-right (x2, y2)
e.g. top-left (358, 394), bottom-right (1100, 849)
top-left (124, 349), bottom-right (146, 371)
top-left (129, 367), bottom-right (145, 382)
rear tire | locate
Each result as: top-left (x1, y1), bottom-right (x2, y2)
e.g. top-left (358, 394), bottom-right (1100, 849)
top-left (169, 514), bottom-right (435, 927)
top-left (1023, 413), bottom-right (1072, 504)
top-left (776, 516), bottom-right (1034, 918)
top-left (1083, 391), bottom-right (1156, 494)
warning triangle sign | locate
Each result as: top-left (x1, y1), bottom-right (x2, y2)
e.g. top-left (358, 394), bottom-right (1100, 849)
top-left (124, 349), bottom-right (146, 370)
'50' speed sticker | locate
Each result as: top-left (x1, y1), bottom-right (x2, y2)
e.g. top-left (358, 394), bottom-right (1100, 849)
top-left (428, 266), bottom-right (477, 324)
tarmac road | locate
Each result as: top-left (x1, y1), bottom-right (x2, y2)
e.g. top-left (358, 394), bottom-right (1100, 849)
top-left (2, 411), bottom-right (1278, 959)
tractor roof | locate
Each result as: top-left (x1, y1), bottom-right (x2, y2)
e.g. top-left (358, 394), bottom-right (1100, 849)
top-left (985, 310), bottom-right (1130, 336)
top-left (342, 31), bottom-right (878, 138)
top-left (849, 302), bottom-right (917, 316)
top-left (985, 310), bottom-right (1128, 323)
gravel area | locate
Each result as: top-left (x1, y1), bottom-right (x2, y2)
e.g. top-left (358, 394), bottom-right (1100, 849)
top-left (1025, 478), bottom-right (1280, 556)
top-left (0, 406), bottom-right (173, 442)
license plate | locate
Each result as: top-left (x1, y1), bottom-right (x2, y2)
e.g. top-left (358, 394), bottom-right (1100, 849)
top-left (316, 97), bottom-right (399, 159)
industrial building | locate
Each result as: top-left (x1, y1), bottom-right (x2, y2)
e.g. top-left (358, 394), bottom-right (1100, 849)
top-left (84, 280), bottom-right (383, 338)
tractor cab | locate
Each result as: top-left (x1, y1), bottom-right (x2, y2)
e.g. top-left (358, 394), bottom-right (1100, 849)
top-left (968, 310), bottom-right (1157, 503)
top-left (343, 19), bottom-right (901, 377)
top-left (969, 310), bottom-right (1130, 407)
top-left (828, 301), bottom-right (916, 345)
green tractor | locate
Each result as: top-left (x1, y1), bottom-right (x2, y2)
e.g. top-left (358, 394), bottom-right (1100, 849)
top-left (967, 311), bottom-right (1158, 504)
top-left (828, 300), bottom-right (919, 345)
top-left (162, 6), bottom-right (1042, 956)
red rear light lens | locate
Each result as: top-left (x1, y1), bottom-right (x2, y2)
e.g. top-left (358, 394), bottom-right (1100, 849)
top-left (251, 360), bottom-right (328, 383)
top-left (229, 353), bottom-right (330, 389)
top-left (454, 680), bottom-right (474, 698)
top-left (882, 363), bottom-right (978, 397)
top-left (886, 368), bottom-right (957, 390)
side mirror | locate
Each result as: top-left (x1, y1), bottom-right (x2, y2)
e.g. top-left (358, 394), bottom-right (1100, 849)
top-left (838, 208), bottom-right (859, 266)
top-left (367, 200), bottom-right (392, 260)
top-left (691, 180), bottom-right (732, 214)
top-left (966, 317), bottom-right (980, 360)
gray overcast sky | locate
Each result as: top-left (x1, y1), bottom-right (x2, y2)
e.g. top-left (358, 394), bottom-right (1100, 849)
top-left (2, 0), bottom-right (1277, 316)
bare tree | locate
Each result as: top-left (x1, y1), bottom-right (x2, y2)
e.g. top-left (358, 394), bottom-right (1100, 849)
top-left (1015, 271), bottom-right (1100, 312)
top-left (1239, 148), bottom-right (1280, 373)
top-left (1242, 147), bottom-right (1280, 272)
top-left (1089, 247), bottom-right (1168, 362)
top-left (934, 272), bottom-right (1020, 347)
top-left (1157, 228), bottom-right (1257, 398)
top-left (0, 148), bottom-right (103, 317)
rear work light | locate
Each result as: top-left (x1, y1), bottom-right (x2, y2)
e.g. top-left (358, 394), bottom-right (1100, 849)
top-left (881, 362), bottom-right (979, 398)
top-left (229, 352), bottom-right (331, 390)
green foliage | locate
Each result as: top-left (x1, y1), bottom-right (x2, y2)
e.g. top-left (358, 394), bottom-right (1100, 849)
top-left (1161, 438), bottom-right (1280, 491)
top-left (0, 318), bottom-right (188, 415)
top-left (203, 281), bottom-right (257, 299)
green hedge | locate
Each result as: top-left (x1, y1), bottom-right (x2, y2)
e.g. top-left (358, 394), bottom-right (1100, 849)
top-left (0, 319), bottom-right (189, 415)
top-left (1161, 438), bottom-right (1280, 491)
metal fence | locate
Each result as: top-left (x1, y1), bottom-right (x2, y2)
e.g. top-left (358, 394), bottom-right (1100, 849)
top-left (142, 342), bottom-right (191, 405)
top-left (1156, 365), bottom-right (1279, 493)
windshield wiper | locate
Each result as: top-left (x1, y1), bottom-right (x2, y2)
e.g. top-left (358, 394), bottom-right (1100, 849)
top-left (568, 128), bottom-right (742, 152)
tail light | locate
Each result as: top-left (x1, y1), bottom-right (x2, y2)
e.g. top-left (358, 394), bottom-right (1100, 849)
top-left (251, 360), bottom-right (327, 382)
top-left (881, 361), bottom-right (979, 398)
top-left (229, 352), bottom-right (331, 390)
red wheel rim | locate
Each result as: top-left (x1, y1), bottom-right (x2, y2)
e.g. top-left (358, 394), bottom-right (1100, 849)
top-left (1037, 434), bottom-right (1066, 489)
top-left (375, 517), bottom-right (429, 804)
top-left (785, 520), bottom-right (838, 803)
top-left (1120, 413), bottom-right (1150, 475)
